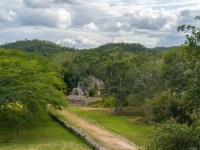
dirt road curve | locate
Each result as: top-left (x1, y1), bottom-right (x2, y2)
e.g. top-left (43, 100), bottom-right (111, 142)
top-left (57, 109), bottom-right (138, 150)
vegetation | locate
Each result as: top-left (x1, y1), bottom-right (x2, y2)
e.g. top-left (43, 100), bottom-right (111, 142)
top-left (0, 16), bottom-right (199, 149)
top-left (0, 116), bottom-right (90, 150)
top-left (145, 119), bottom-right (200, 150)
top-left (63, 106), bottom-right (151, 146)
top-left (0, 39), bottom-right (75, 56)
top-left (0, 49), bottom-right (67, 129)
top-left (145, 16), bottom-right (200, 149)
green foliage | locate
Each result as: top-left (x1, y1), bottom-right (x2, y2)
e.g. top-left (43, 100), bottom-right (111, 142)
top-left (0, 116), bottom-right (90, 149)
top-left (88, 96), bottom-right (116, 108)
top-left (88, 97), bottom-right (115, 108)
top-left (89, 88), bottom-right (96, 97)
top-left (145, 119), bottom-right (200, 150)
top-left (103, 97), bottom-right (115, 108)
top-left (150, 46), bottom-right (177, 54)
top-left (177, 16), bottom-right (200, 112)
top-left (97, 59), bottom-right (136, 112)
top-left (162, 46), bottom-right (190, 93)
top-left (0, 39), bottom-right (74, 56)
top-left (0, 49), bottom-right (67, 127)
top-left (147, 92), bottom-right (191, 124)
top-left (98, 42), bottom-right (148, 54)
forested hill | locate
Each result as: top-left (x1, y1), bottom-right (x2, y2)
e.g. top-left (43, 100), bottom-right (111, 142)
top-left (0, 39), bottom-right (175, 56)
top-left (150, 46), bottom-right (177, 53)
top-left (98, 43), bottom-right (148, 53)
top-left (0, 39), bottom-right (75, 56)
top-left (97, 43), bottom-right (176, 54)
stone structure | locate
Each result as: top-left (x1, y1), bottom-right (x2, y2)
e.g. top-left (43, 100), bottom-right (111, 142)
top-left (71, 77), bottom-right (104, 97)
top-left (93, 78), bottom-right (104, 96)
top-left (72, 87), bottom-right (84, 97)
top-left (67, 95), bottom-right (101, 106)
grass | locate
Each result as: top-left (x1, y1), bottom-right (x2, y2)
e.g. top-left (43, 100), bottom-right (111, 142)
top-left (0, 115), bottom-right (91, 150)
top-left (67, 106), bottom-right (151, 146)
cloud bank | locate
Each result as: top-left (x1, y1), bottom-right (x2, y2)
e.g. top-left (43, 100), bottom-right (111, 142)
top-left (0, 0), bottom-right (199, 48)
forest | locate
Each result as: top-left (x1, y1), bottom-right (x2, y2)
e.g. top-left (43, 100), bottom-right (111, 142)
top-left (0, 17), bottom-right (200, 149)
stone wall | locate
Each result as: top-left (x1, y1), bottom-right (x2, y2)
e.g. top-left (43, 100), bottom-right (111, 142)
top-left (67, 95), bottom-right (101, 105)
top-left (50, 113), bottom-right (106, 150)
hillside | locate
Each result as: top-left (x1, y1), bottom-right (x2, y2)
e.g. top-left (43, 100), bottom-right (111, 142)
top-left (0, 39), bottom-right (175, 56)
top-left (0, 39), bottom-right (74, 56)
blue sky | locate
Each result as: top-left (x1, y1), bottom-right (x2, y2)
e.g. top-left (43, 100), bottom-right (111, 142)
top-left (0, 0), bottom-right (199, 48)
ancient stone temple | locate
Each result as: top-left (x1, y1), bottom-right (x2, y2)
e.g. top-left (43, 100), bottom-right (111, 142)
top-left (70, 76), bottom-right (104, 97)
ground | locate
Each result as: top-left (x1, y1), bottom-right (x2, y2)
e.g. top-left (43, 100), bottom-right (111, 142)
top-left (55, 108), bottom-right (138, 150)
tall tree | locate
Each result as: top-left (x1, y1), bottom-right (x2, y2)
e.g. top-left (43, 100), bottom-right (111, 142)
top-left (178, 16), bottom-right (200, 112)
top-left (0, 49), bottom-right (67, 128)
top-left (97, 59), bottom-right (137, 112)
top-left (162, 46), bottom-right (189, 93)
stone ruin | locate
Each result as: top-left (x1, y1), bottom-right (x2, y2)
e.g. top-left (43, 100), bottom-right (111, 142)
top-left (67, 77), bottom-right (104, 105)
top-left (71, 87), bottom-right (84, 97)
top-left (67, 95), bottom-right (101, 106)
top-left (71, 77), bottom-right (104, 97)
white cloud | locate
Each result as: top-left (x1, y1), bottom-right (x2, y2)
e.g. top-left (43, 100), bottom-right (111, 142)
top-left (126, 8), bottom-right (177, 30)
top-left (23, 0), bottom-right (54, 8)
top-left (63, 38), bottom-right (77, 45)
top-left (0, 10), bottom-right (17, 22)
top-left (53, 0), bottom-right (83, 5)
top-left (83, 22), bottom-right (98, 30)
top-left (115, 22), bottom-right (122, 27)
top-left (62, 36), bottom-right (101, 48)
top-left (52, 37), bottom-right (61, 44)
top-left (18, 8), bottom-right (71, 29)
top-left (0, 0), bottom-right (200, 48)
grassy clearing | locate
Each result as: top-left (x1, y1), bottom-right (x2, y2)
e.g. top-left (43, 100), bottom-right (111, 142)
top-left (0, 115), bottom-right (91, 150)
top-left (67, 106), bottom-right (151, 146)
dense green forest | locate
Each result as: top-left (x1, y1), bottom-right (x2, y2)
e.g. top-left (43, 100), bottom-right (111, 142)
top-left (0, 39), bottom-right (75, 56)
top-left (0, 16), bottom-right (200, 149)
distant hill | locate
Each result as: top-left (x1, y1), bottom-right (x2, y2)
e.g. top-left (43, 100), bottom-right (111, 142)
top-left (0, 39), bottom-right (74, 56)
top-left (98, 43), bottom-right (148, 53)
top-left (0, 40), bottom-right (177, 56)
top-left (98, 43), bottom-right (176, 54)
top-left (149, 46), bottom-right (177, 53)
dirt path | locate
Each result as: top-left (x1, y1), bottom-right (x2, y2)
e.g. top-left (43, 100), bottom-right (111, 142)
top-left (56, 109), bottom-right (138, 150)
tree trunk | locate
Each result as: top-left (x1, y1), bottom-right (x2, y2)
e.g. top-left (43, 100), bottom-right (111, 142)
top-left (115, 99), bottom-right (121, 113)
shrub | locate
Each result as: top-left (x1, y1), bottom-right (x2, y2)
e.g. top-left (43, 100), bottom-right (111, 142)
top-left (89, 88), bottom-right (96, 97)
top-left (145, 119), bottom-right (200, 150)
top-left (103, 96), bottom-right (115, 108)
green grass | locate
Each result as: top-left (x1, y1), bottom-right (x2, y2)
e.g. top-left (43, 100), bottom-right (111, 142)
top-left (67, 106), bottom-right (151, 146)
top-left (0, 115), bottom-right (91, 150)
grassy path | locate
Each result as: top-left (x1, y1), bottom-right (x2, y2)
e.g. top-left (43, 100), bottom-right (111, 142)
top-left (0, 116), bottom-right (91, 150)
top-left (55, 108), bottom-right (138, 150)
top-left (67, 106), bottom-right (150, 146)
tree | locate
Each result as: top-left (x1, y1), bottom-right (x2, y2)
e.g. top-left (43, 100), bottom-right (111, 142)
top-left (0, 49), bottom-right (67, 128)
top-left (162, 46), bottom-right (189, 93)
top-left (145, 16), bottom-right (200, 150)
top-left (0, 39), bottom-right (74, 56)
top-left (97, 59), bottom-right (137, 112)
top-left (178, 16), bottom-right (200, 112)
top-left (146, 119), bottom-right (200, 150)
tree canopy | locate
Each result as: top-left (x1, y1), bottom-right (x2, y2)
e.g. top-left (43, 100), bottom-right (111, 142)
top-left (0, 39), bottom-right (75, 56)
top-left (0, 49), bottom-right (67, 128)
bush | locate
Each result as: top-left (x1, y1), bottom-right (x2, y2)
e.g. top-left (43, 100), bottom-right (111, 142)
top-left (145, 119), bottom-right (200, 150)
top-left (87, 96), bottom-right (115, 108)
top-left (89, 88), bottom-right (96, 97)
top-left (103, 97), bottom-right (115, 108)
top-left (143, 91), bottom-right (192, 124)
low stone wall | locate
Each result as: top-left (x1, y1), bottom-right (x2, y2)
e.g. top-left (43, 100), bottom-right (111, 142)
top-left (50, 113), bottom-right (106, 150)
top-left (67, 95), bottom-right (101, 105)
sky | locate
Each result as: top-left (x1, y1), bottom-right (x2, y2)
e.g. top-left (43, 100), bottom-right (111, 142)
top-left (0, 0), bottom-right (200, 49)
